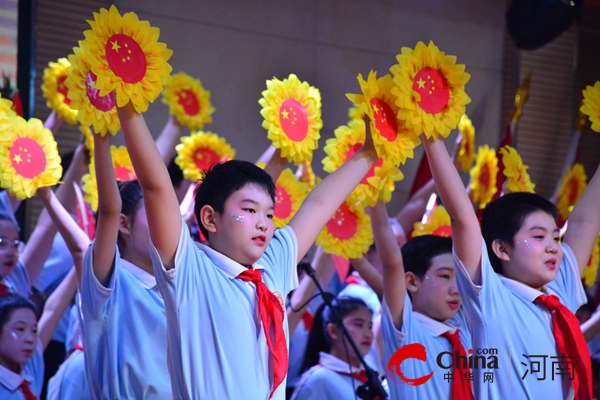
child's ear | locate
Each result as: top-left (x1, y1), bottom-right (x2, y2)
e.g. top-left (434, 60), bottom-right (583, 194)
top-left (405, 272), bottom-right (420, 294)
top-left (326, 322), bottom-right (341, 341)
top-left (200, 205), bottom-right (218, 234)
top-left (118, 214), bottom-right (131, 237)
top-left (491, 239), bottom-right (511, 262)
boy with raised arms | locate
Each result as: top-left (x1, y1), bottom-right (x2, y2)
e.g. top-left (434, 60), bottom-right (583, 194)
top-left (117, 103), bottom-right (379, 400)
top-left (424, 134), bottom-right (600, 400)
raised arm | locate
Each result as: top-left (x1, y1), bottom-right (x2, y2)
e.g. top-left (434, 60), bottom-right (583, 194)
top-left (287, 246), bottom-right (336, 335)
top-left (20, 143), bottom-right (88, 283)
top-left (563, 162), bottom-right (600, 274)
top-left (155, 115), bottom-right (185, 165)
top-left (423, 137), bottom-right (482, 283)
top-left (262, 147), bottom-right (288, 183)
top-left (395, 179), bottom-right (436, 237)
top-left (288, 118), bottom-right (377, 263)
top-left (117, 103), bottom-right (182, 269)
top-left (36, 187), bottom-right (89, 285)
top-left (92, 133), bottom-right (121, 286)
top-left (370, 201), bottom-right (405, 328)
top-left (37, 267), bottom-right (78, 351)
top-left (349, 257), bottom-right (383, 301)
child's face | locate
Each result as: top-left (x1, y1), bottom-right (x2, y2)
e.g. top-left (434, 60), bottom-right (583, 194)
top-left (502, 210), bottom-right (562, 289)
top-left (0, 308), bottom-right (37, 372)
top-left (213, 184), bottom-right (275, 266)
top-left (410, 253), bottom-right (460, 322)
top-left (330, 306), bottom-right (374, 360)
top-left (0, 220), bottom-right (19, 279)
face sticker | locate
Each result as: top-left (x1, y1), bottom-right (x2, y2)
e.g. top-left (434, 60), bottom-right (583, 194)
top-left (229, 212), bottom-right (244, 223)
top-left (423, 272), bottom-right (440, 288)
top-left (516, 239), bottom-right (533, 250)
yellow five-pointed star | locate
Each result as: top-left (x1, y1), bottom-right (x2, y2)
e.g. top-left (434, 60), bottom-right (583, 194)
top-left (282, 109), bottom-right (289, 119)
top-left (111, 41), bottom-right (121, 52)
top-left (13, 154), bottom-right (22, 164)
top-left (196, 153), bottom-right (203, 160)
top-left (417, 78), bottom-right (426, 89)
top-left (373, 104), bottom-right (380, 114)
top-left (89, 80), bottom-right (96, 90)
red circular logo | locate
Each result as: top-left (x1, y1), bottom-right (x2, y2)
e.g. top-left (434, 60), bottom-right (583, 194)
top-left (279, 99), bottom-right (309, 142)
top-left (105, 34), bottom-right (147, 84)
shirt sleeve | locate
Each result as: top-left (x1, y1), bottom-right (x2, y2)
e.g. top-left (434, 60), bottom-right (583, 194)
top-left (80, 242), bottom-right (118, 320)
top-left (546, 242), bottom-right (587, 313)
top-left (6, 260), bottom-right (31, 297)
top-left (452, 236), bottom-right (511, 322)
top-left (258, 225), bottom-right (299, 296)
top-left (381, 295), bottom-right (411, 356)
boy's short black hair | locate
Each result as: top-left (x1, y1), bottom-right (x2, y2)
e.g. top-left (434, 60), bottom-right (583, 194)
top-left (167, 156), bottom-right (184, 189)
top-left (481, 192), bottom-right (558, 274)
top-left (194, 160), bottom-right (276, 239)
top-left (0, 294), bottom-right (37, 333)
top-left (401, 235), bottom-right (453, 279)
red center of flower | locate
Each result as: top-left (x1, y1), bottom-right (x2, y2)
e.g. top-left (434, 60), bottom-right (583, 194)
top-left (9, 137), bottom-right (47, 179)
top-left (279, 99), bottom-right (309, 142)
top-left (413, 68), bottom-right (450, 115)
top-left (345, 143), bottom-right (383, 184)
top-left (568, 178), bottom-right (579, 205)
top-left (113, 166), bottom-right (136, 181)
top-left (105, 34), bottom-right (147, 84)
top-left (57, 75), bottom-right (71, 106)
top-left (479, 164), bottom-right (490, 189)
top-left (178, 89), bottom-right (200, 116)
top-left (274, 184), bottom-right (292, 220)
top-left (326, 203), bottom-right (358, 240)
top-left (432, 225), bottom-right (452, 238)
top-left (370, 98), bottom-right (398, 141)
top-left (86, 71), bottom-right (115, 112)
top-left (193, 148), bottom-right (220, 171)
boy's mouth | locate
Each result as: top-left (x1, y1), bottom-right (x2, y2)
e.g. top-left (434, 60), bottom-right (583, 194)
top-left (447, 300), bottom-right (460, 310)
top-left (545, 258), bottom-right (557, 270)
top-left (253, 236), bottom-right (266, 246)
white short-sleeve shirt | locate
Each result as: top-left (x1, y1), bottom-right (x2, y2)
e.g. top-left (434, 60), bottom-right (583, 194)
top-left (150, 220), bottom-right (299, 400)
top-left (80, 244), bottom-right (170, 399)
top-left (381, 294), bottom-right (471, 400)
top-left (291, 352), bottom-right (372, 400)
top-left (46, 349), bottom-right (89, 400)
top-left (454, 237), bottom-right (586, 400)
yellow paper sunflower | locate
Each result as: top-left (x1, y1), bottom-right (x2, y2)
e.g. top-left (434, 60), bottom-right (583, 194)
top-left (273, 168), bottom-right (309, 228)
top-left (557, 163), bottom-right (587, 222)
top-left (0, 116), bottom-right (62, 200)
top-left (259, 73), bottom-right (322, 164)
top-left (499, 146), bottom-right (535, 193)
top-left (581, 81), bottom-right (600, 133)
top-left (582, 234), bottom-right (600, 287)
top-left (316, 200), bottom-right (373, 259)
top-left (41, 57), bottom-right (78, 124)
top-left (457, 114), bottom-right (475, 171)
top-left (322, 119), bottom-right (404, 207)
top-left (390, 41), bottom-right (471, 139)
top-left (175, 131), bottom-right (236, 182)
top-left (162, 71), bottom-right (215, 130)
top-left (83, 5), bottom-right (173, 113)
top-left (469, 145), bottom-right (498, 209)
top-left (66, 43), bottom-right (120, 136)
top-left (82, 145), bottom-right (136, 211)
top-left (412, 205), bottom-right (452, 238)
top-left (346, 71), bottom-right (421, 166)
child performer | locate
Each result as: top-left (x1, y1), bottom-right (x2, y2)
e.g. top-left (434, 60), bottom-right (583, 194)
top-left (292, 296), bottom-right (374, 400)
top-left (424, 135), bottom-right (600, 399)
top-left (369, 200), bottom-right (473, 400)
top-left (79, 132), bottom-right (171, 398)
top-left (117, 102), bottom-right (378, 399)
top-left (0, 295), bottom-right (41, 399)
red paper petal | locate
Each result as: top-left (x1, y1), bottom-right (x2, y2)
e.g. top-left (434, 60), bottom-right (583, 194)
top-left (105, 34), bottom-right (147, 84)
top-left (86, 71), bottom-right (115, 112)
top-left (370, 98), bottom-right (398, 141)
top-left (10, 137), bottom-right (47, 179)
top-left (279, 99), bottom-right (308, 142)
top-left (326, 203), bottom-right (358, 240)
top-left (114, 166), bottom-right (136, 181)
top-left (274, 184), bottom-right (292, 220)
top-left (178, 89), bottom-right (200, 116)
top-left (193, 148), bottom-right (220, 171)
top-left (413, 68), bottom-right (449, 115)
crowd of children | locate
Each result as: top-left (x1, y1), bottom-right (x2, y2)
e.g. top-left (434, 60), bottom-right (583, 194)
top-left (2, 21), bottom-right (600, 400)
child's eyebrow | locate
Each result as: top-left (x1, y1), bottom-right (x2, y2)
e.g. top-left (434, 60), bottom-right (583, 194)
top-left (240, 199), bottom-right (275, 210)
top-left (433, 266), bottom-right (454, 272)
top-left (528, 226), bottom-right (560, 233)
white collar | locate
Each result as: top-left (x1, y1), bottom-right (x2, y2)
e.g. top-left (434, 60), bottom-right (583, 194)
top-left (498, 275), bottom-right (546, 303)
top-left (120, 258), bottom-right (157, 290)
top-left (0, 364), bottom-right (32, 392)
top-left (196, 243), bottom-right (264, 280)
top-left (318, 352), bottom-right (365, 374)
top-left (412, 311), bottom-right (458, 337)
